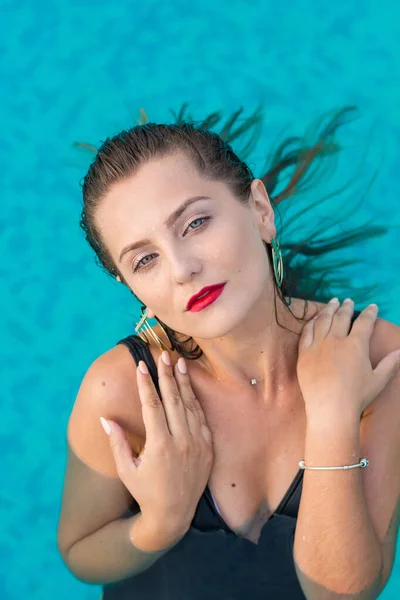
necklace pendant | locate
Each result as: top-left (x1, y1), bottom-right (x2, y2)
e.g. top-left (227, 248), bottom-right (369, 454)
top-left (250, 378), bottom-right (257, 386)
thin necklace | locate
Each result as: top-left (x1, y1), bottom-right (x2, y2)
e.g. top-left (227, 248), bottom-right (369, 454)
top-left (198, 334), bottom-right (294, 387)
top-left (249, 335), bottom-right (293, 386)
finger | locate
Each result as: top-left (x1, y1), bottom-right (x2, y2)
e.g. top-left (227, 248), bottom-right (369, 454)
top-left (136, 361), bottom-right (171, 445)
top-left (312, 298), bottom-right (340, 341)
top-left (201, 423), bottom-right (213, 446)
top-left (173, 358), bottom-right (206, 436)
top-left (298, 317), bottom-right (316, 352)
top-left (351, 303), bottom-right (379, 343)
top-left (329, 298), bottom-right (355, 337)
top-left (101, 419), bottom-right (138, 484)
top-left (157, 351), bottom-right (191, 438)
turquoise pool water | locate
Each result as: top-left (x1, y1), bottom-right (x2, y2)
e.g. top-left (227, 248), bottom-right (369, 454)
top-left (1, 1), bottom-right (399, 598)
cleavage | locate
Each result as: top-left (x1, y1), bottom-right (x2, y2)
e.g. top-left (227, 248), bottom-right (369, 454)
top-left (208, 457), bottom-right (303, 544)
top-left (205, 405), bottom-right (306, 543)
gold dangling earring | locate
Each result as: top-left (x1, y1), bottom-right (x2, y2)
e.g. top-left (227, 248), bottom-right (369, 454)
top-left (134, 306), bottom-right (174, 351)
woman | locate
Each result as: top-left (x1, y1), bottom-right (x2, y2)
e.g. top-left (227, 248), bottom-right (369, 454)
top-left (57, 108), bottom-right (400, 599)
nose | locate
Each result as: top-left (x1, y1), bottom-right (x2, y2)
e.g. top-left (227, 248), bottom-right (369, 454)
top-left (167, 246), bottom-right (202, 284)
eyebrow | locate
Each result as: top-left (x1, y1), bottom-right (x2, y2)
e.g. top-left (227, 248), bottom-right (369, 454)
top-left (118, 195), bottom-right (211, 263)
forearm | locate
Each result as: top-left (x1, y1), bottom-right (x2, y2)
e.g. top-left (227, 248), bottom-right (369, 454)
top-left (293, 413), bottom-right (383, 600)
top-left (65, 512), bottom-right (186, 585)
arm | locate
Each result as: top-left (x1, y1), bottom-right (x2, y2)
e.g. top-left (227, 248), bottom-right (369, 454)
top-left (293, 415), bottom-right (384, 600)
top-left (57, 346), bottom-right (186, 584)
top-left (293, 304), bottom-right (400, 599)
top-left (58, 444), bottom-right (186, 585)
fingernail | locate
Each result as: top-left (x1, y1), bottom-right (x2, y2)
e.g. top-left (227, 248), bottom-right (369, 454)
top-left (369, 303), bottom-right (378, 309)
top-left (139, 361), bottom-right (149, 375)
top-left (343, 298), bottom-right (353, 303)
top-left (100, 417), bottom-right (112, 435)
top-left (161, 351), bottom-right (170, 366)
top-left (177, 357), bottom-right (187, 374)
top-left (329, 297), bottom-right (339, 303)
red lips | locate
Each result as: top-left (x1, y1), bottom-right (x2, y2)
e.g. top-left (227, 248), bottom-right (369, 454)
top-left (186, 283), bottom-right (226, 311)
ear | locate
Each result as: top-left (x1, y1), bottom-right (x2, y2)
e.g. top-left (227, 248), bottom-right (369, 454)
top-left (250, 179), bottom-right (276, 240)
top-left (146, 308), bottom-right (156, 319)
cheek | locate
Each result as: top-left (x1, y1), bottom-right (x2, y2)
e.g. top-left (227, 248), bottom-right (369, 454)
top-left (208, 216), bottom-right (249, 258)
top-left (133, 274), bottom-right (179, 324)
top-left (133, 278), bottom-right (165, 309)
top-left (223, 219), bottom-right (267, 272)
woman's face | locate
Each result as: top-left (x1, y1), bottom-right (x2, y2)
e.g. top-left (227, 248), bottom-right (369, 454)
top-left (96, 151), bottom-right (277, 340)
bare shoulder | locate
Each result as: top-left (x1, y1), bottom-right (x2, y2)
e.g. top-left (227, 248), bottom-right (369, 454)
top-left (67, 325), bottom-right (181, 477)
top-left (68, 342), bottom-right (144, 476)
top-left (357, 314), bottom-right (400, 584)
top-left (366, 314), bottom-right (400, 416)
top-left (369, 314), bottom-right (400, 364)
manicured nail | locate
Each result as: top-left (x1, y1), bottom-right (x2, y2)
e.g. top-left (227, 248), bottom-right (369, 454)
top-left (139, 361), bottom-right (149, 375)
top-left (100, 417), bottom-right (112, 435)
top-left (369, 303), bottom-right (378, 309)
top-left (161, 351), bottom-right (170, 366)
top-left (343, 298), bottom-right (353, 303)
top-left (177, 357), bottom-right (187, 374)
top-left (329, 297), bottom-right (339, 303)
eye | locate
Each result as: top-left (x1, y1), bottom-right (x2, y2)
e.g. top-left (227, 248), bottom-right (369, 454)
top-left (184, 216), bottom-right (210, 234)
top-left (132, 253), bottom-right (156, 272)
top-left (131, 216), bottom-right (211, 273)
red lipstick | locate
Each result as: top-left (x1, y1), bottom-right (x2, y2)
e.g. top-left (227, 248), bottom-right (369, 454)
top-left (186, 283), bottom-right (226, 312)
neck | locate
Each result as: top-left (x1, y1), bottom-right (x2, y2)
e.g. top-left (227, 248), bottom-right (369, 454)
top-left (191, 295), bottom-right (306, 402)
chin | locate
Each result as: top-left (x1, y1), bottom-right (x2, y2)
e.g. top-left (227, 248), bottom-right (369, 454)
top-left (186, 303), bottom-right (253, 340)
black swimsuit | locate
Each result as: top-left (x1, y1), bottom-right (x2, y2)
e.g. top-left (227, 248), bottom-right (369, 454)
top-left (102, 310), bottom-right (360, 599)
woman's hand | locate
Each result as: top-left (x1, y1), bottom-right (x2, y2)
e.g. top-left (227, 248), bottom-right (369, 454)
top-left (297, 298), bottom-right (400, 423)
top-left (100, 352), bottom-right (213, 537)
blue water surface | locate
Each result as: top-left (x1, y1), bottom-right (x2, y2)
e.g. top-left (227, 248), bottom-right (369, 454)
top-left (1, 0), bottom-right (399, 598)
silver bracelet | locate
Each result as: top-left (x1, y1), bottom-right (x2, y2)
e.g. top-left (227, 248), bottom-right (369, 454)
top-left (298, 458), bottom-right (369, 471)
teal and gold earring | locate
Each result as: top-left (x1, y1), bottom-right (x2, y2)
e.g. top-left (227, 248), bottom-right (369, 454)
top-left (271, 236), bottom-right (291, 306)
top-left (134, 306), bottom-right (174, 351)
top-left (270, 236), bottom-right (284, 287)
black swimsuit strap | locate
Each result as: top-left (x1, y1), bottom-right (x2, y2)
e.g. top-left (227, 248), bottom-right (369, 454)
top-left (116, 334), bottom-right (161, 396)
